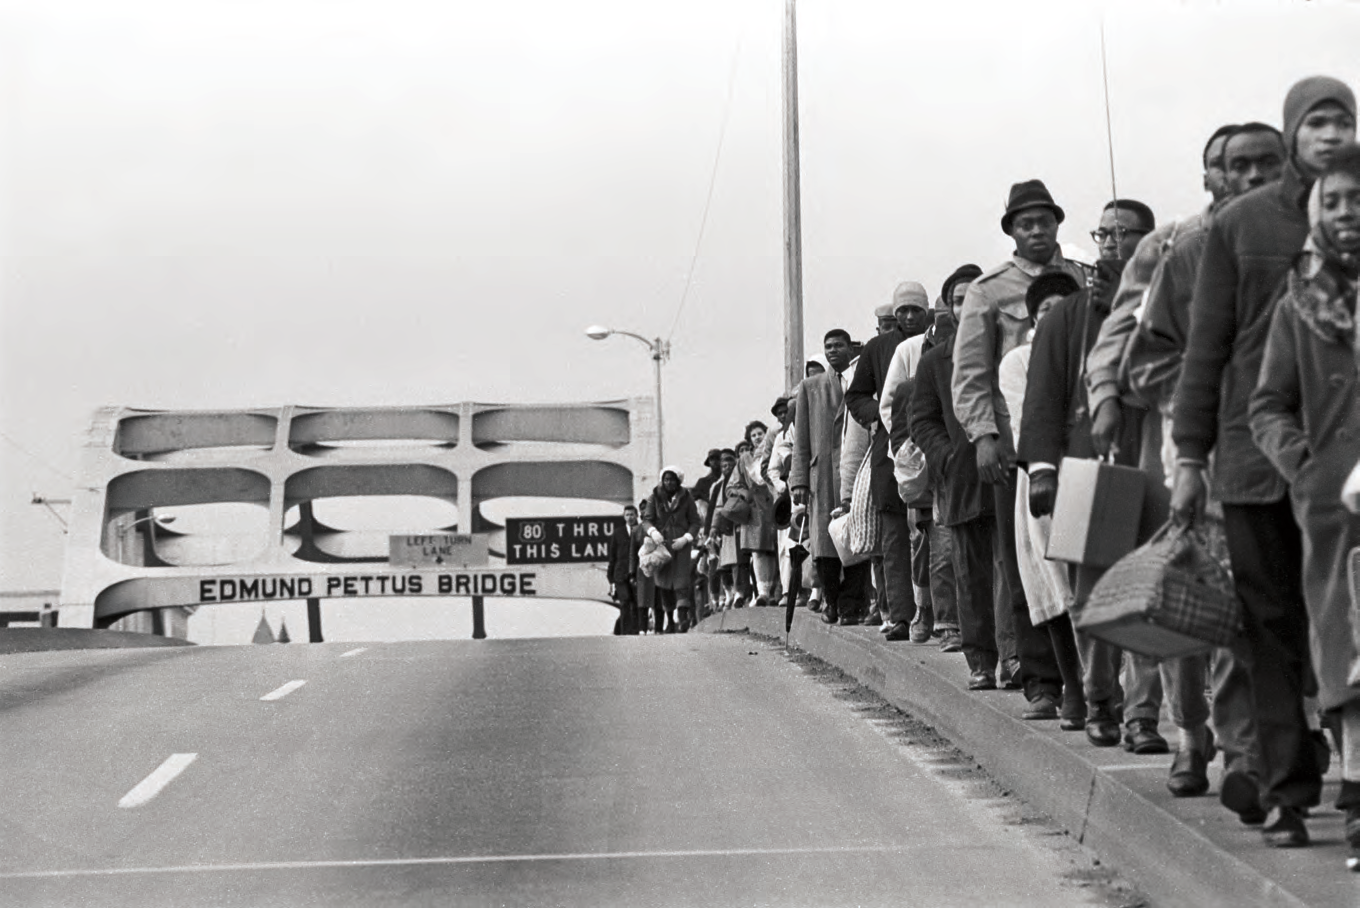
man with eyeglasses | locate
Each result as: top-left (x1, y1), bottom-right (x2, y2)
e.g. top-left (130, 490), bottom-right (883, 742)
top-left (950, 179), bottom-right (1083, 704)
top-left (1019, 198), bottom-right (1162, 739)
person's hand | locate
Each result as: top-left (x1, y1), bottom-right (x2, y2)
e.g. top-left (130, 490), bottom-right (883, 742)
top-left (1170, 463), bottom-right (1207, 527)
top-left (830, 500), bottom-right (849, 519)
top-left (670, 536), bottom-right (688, 552)
top-left (1090, 399), bottom-right (1122, 459)
top-left (1028, 469), bottom-right (1058, 518)
top-left (975, 434), bottom-right (1010, 484)
top-left (792, 486), bottom-right (809, 506)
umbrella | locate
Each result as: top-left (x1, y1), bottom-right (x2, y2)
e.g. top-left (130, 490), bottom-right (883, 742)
top-left (784, 506), bottom-right (811, 637)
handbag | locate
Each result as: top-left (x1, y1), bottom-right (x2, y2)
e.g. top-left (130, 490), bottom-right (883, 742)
top-left (1073, 522), bottom-right (1239, 658)
top-left (637, 537), bottom-right (673, 578)
top-left (848, 446), bottom-right (881, 555)
top-left (718, 487), bottom-right (753, 527)
top-left (893, 437), bottom-right (931, 505)
top-left (828, 511), bottom-right (871, 566)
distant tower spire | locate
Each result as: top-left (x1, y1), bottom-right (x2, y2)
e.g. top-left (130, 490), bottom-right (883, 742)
top-left (251, 610), bottom-right (275, 644)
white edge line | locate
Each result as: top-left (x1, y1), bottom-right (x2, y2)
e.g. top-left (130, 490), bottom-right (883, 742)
top-left (260, 680), bottom-right (307, 701)
top-left (339, 647), bottom-right (368, 658)
top-left (0, 845), bottom-right (908, 881)
top-left (1100, 763), bottom-right (1163, 772)
top-left (117, 753), bottom-right (198, 809)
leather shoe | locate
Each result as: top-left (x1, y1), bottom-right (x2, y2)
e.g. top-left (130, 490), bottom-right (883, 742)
top-left (999, 658), bottom-right (1022, 690)
top-left (1124, 718), bottom-right (1170, 754)
top-left (884, 621), bottom-right (912, 641)
top-left (838, 614), bottom-right (861, 626)
top-left (1059, 714), bottom-right (1086, 731)
top-left (939, 632), bottom-right (963, 653)
top-left (1166, 748), bottom-right (1209, 797)
top-left (1085, 705), bottom-right (1121, 747)
top-left (863, 612), bottom-right (883, 627)
top-left (967, 671), bottom-right (996, 691)
top-left (1022, 695), bottom-right (1059, 720)
top-left (1261, 805), bottom-right (1309, 848)
top-left (910, 606), bottom-right (933, 643)
top-left (820, 610), bottom-right (839, 624)
top-left (1221, 764), bottom-right (1266, 825)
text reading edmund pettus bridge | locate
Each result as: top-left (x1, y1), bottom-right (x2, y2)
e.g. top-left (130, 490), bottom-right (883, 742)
top-left (198, 572), bottom-right (538, 603)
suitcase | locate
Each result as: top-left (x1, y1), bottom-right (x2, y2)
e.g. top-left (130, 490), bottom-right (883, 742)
top-left (1046, 457), bottom-right (1147, 568)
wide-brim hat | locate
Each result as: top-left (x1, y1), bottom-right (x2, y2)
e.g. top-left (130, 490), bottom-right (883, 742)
top-left (1001, 179), bottom-right (1065, 235)
top-left (773, 492), bottom-right (792, 529)
top-left (703, 448), bottom-right (722, 468)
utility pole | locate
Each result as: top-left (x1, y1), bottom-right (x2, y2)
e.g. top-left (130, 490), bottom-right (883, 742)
top-left (782, 0), bottom-right (805, 394)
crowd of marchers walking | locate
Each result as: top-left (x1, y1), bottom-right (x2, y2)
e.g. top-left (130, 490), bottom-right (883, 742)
top-left (604, 76), bottom-right (1360, 871)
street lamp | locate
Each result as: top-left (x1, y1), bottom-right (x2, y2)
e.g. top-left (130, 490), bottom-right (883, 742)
top-left (117, 513), bottom-right (176, 563)
top-left (584, 326), bottom-right (670, 474)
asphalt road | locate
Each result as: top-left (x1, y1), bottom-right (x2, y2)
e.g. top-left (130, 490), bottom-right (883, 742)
top-left (1, 634), bottom-right (1114, 907)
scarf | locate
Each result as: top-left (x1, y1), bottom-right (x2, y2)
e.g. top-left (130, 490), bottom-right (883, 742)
top-left (1288, 181), bottom-right (1360, 349)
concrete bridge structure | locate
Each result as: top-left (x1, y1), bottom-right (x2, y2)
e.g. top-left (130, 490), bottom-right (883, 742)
top-left (59, 400), bottom-right (658, 631)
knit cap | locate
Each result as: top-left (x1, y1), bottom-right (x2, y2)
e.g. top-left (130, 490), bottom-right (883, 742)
top-left (892, 281), bottom-right (930, 311)
top-left (1283, 76), bottom-right (1356, 156)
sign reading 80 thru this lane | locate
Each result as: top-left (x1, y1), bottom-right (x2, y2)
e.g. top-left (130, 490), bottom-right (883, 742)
top-left (504, 516), bottom-right (623, 565)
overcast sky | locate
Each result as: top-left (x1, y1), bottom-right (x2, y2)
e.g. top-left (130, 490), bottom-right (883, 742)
top-left (2, 0), bottom-right (1356, 641)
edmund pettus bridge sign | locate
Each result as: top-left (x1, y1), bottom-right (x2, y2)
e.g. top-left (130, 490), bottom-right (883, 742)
top-left (59, 400), bottom-right (657, 631)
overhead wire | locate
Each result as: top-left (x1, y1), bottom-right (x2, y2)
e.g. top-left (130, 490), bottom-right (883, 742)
top-left (0, 429), bottom-right (73, 482)
top-left (666, 32), bottom-right (744, 344)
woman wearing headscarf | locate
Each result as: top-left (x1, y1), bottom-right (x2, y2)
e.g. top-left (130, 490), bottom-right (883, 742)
top-left (642, 465), bottom-right (703, 633)
top-left (1250, 144), bottom-right (1360, 861)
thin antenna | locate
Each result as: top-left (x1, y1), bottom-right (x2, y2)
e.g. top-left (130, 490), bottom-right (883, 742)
top-left (1099, 15), bottom-right (1119, 206)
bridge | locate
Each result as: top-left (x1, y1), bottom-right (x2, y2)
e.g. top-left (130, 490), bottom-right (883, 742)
top-left (58, 400), bottom-right (657, 634)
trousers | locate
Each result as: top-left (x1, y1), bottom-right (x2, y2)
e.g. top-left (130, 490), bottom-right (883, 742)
top-left (881, 507), bottom-right (917, 626)
top-left (1222, 499), bottom-right (1321, 810)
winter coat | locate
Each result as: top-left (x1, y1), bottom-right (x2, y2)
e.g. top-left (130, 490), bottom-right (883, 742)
top-left (790, 366), bottom-right (853, 559)
top-left (845, 328), bottom-right (912, 514)
top-left (732, 449), bottom-right (778, 553)
top-left (1124, 212), bottom-right (1212, 411)
top-left (1174, 163), bottom-right (1312, 504)
top-left (1001, 341), bottom-right (1075, 625)
top-left (1017, 289), bottom-right (1143, 471)
top-left (641, 486), bottom-right (701, 591)
top-left (1249, 262), bottom-right (1360, 711)
top-left (910, 342), bottom-right (993, 528)
top-left (951, 252), bottom-right (1089, 448)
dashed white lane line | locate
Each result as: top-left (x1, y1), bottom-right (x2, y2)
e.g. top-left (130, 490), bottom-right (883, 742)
top-left (0, 845), bottom-right (909, 880)
top-left (260, 680), bottom-right (307, 701)
top-left (339, 647), bottom-right (368, 658)
top-left (118, 754), bottom-right (198, 809)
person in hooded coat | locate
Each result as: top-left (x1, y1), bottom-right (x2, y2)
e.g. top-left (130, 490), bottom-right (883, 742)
top-left (1251, 144), bottom-right (1360, 862)
top-left (642, 465), bottom-right (702, 633)
top-left (1174, 75), bottom-right (1357, 846)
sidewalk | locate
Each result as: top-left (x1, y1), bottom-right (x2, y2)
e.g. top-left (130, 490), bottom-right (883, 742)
top-left (697, 606), bottom-right (1360, 908)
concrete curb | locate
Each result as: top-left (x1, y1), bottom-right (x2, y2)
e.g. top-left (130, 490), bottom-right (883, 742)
top-left (699, 607), bottom-right (1349, 908)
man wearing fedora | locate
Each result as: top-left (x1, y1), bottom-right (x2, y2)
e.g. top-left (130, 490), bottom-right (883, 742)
top-left (951, 179), bottom-right (1085, 711)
